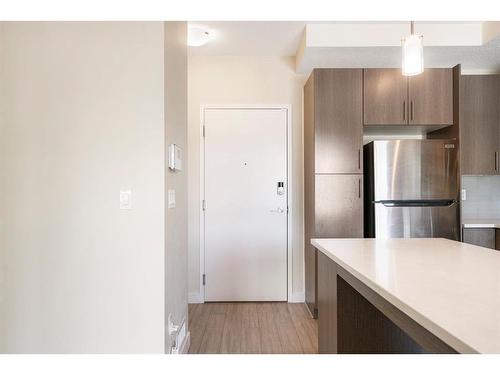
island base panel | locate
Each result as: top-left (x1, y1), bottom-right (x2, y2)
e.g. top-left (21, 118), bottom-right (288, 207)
top-left (318, 251), bottom-right (337, 353)
top-left (317, 251), bottom-right (458, 354)
top-left (338, 277), bottom-right (425, 353)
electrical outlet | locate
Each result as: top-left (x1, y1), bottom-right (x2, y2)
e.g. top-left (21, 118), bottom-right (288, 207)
top-left (120, 189), bottom-right (132, 210)
top-left (168, 189), bottom-right (176, 209)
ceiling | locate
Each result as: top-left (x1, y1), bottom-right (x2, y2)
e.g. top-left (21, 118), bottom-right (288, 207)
top-left (188, 21), bottom-right (500, 74)
top-left (298, 39), bottom-right (500, 73)
top-left (188, 21), bottom-right (308, 56)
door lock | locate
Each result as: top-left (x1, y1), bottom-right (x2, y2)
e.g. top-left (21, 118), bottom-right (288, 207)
top-left (277, 181), bottom-right (285, 195)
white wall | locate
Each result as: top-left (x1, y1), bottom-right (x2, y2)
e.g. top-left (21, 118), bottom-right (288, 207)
top-left (164, 22), bottom-right (188, 352)
top-left (187, 56), bottom-right (307, 302)
top-left (0, 22), bottom-right (166, 353)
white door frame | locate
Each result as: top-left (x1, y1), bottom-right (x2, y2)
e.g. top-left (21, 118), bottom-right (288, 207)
top-left (199, 104), bottom-right (293, 302)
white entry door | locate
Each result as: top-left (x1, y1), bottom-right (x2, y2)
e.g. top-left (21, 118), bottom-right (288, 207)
top-left (203, 108), bottom-right (288, 301)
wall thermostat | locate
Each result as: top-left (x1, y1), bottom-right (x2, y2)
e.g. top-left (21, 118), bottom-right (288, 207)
top-left (169, 144), bottom-right (183, 171)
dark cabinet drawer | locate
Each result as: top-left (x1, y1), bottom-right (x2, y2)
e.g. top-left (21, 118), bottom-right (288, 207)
top-left (462, 228), bottom-right (498, 250)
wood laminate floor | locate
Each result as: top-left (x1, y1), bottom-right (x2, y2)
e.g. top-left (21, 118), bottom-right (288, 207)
top-left (188, 302), bottom-right (318, 354)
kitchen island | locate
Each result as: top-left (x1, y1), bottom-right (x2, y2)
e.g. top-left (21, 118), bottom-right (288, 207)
top-left (312, 238), bottom-right (500, 354)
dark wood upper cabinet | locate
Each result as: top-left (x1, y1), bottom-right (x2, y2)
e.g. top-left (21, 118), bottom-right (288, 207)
top-left (363, 69), bottom-right (408, 125)
top-left (409, 69), bottom-right (454, 125)
top-left (314, 69), bottom-right (363, 174)
top-left (364, 68), bottom-right (453, 126)
top-left (460, 75), bottom-right (500, 175)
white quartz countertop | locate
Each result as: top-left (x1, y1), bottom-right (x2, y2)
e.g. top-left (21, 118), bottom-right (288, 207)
top-left (462, 220), bottom-right (500, 229)
top-left (311, 238), bottom-right (500, 354)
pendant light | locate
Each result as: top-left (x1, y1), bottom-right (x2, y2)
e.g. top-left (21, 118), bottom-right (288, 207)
top-left (402, 21), bottom-right (424, 76)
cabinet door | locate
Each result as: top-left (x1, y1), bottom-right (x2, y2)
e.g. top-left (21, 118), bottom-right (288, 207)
top-left (463, 228), bottom-right (496, 250)
top-left (315, 174), bottom-right (363, 238)
top-left (408, 69), bottom-right (453, 125)
top-left (363, 69), bottom-right (408, 126)
top-left (315, 69), bottom-right (363, 174)
top-left (460, 75), bottom-right (500, 175)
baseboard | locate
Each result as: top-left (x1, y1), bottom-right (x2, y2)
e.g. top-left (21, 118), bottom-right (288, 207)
top-left (190, 291), bottom-right (303, 303)
top-left (179, 331), bottom-right (190, 354)
top-left (188, 292), bottom-right (203, 304)
top-left (289, 291), bottom-right (305, 303)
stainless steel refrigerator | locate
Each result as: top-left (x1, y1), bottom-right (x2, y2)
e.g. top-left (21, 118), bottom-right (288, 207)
top-left (364, 140), bottom-right (460, 240)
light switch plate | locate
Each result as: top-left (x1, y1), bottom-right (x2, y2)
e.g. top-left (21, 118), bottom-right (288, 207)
top-left (120, 189), bottom-right (132, 210)
top-left (461, 189), bottom-right (467, 201)
top-left (168, 189), bottom-right (176, 209)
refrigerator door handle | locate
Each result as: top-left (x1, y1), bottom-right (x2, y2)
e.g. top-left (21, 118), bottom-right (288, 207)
top-left (374, 199), bottom-right (457, 207)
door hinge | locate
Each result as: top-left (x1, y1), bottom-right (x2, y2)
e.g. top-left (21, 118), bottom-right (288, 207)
top-left (202, 199), bottom-right (206, 211)
top-left (202, 125), bottom-right (206, 138)
top-left (202, 274), bottom-right (206, 286)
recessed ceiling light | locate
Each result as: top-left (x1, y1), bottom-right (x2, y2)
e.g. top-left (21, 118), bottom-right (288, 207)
top-left (188, 27), bottom-right (212, 47)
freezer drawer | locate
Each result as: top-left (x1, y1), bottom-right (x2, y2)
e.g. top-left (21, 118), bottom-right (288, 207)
top-left (373, 202), bottom-right (460, 240)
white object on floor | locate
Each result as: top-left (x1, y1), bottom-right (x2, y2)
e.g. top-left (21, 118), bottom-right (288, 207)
top-left (168, 314), bottom-right (189, 354)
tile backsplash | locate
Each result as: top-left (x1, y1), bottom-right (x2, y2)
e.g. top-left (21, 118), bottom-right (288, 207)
top-left (462, 176), bottom-right (500, 220)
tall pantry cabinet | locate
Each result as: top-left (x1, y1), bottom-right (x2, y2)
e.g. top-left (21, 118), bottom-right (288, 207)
top-left (304, 69), bottom-right (364, 318)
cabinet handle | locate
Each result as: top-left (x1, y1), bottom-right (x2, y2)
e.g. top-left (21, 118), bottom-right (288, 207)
top-left (358, 178), bottom-right (361, 199)
top-left (410, 101), bottom-right (414, 121)
top-left (403, 101), bottom-right (406, 121)
top-left (358, 149), bottom-right (361, 170)
top-left (496, 152), bottom-right (498, 172)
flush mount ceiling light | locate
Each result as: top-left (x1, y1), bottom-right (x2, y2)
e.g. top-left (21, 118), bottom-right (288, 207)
top-left (188, 27), bottom-right (212, 47)
top-left (402, 21), bottom-right (424, 76)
